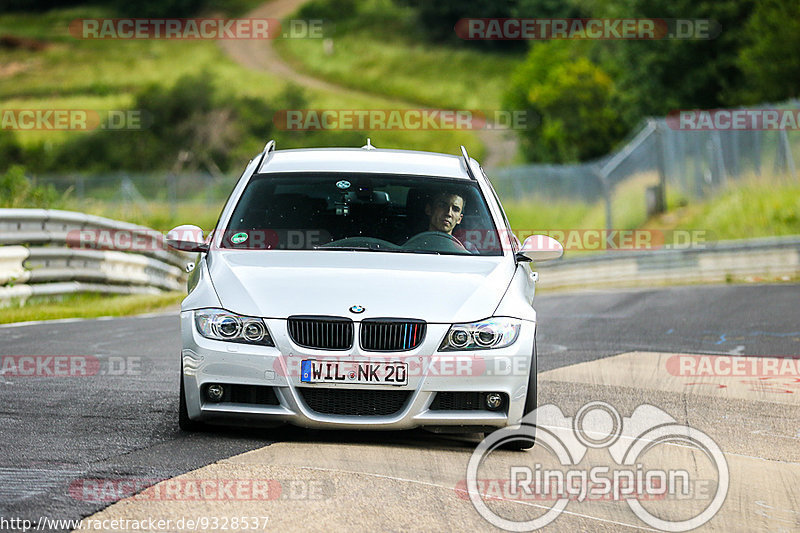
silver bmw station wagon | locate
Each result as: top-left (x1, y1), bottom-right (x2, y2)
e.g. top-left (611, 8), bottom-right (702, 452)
top-left (167, 140), bottom-right (562, 448)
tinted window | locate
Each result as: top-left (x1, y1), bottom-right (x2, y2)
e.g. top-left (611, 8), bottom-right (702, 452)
top-left (221, 173), bottom-right (502, 256)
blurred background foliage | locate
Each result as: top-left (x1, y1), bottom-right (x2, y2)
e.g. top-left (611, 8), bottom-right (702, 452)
top-left (0, 0), bottom-right (797, 238)
top-left (1, 0), bottom-right (796, 172)
top-left (284, 0), bottom-right (798, 164)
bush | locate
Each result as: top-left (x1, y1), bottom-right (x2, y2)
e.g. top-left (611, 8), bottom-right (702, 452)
top-left (505, 40), bottom-right (623, 162)
top-left (0, 131), bottom-right (23, 173)
top-left (736, 0), bottom-right (800, 102)
top-left (0, 165), bottom-right (62, 208)
top-left (46, 73), bottom-right (366, 173)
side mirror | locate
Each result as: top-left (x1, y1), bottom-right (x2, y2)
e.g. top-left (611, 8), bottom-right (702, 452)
top-left (516, 235), bottom-right (563, 262)
top-left (167, 225), bottom-right (208, 252)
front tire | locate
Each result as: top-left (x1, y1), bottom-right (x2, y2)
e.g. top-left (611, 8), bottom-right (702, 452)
top-left (485, 337), bottom-right (537, 451)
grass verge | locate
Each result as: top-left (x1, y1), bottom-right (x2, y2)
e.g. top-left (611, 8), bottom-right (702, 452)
top-left (504, 172), bottom-right (800, 243)
top-left (273, 0), bottom-right (522, 111)
top-left (0, 291), bottom-right (184, 325)
top-left (0, 6), bottom-right (482, 156)
top-left (647, 176), bottom-right (800, 240)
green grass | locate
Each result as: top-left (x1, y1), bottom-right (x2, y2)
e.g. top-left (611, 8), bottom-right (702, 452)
top-left (273, 0), bottom-right (522, 111)
top-left (0, 6), bottom-right (482, 156)
top-left (0, 291), bottom-right (184, 324)
top-left (649, 175), bottom-right (800, 240)
top-left (504, 172), bottom-right (800, 246)
top-left (0, 8), bottom-right (288, 101)
top-left (59, 198), bottom-right (225, 233)
top-left (503, 172), bottom-right (659, 233)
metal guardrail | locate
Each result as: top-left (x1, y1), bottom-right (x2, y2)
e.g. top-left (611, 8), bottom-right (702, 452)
top-left (0, 208), bottom-right (186, 268)
top-left (535, 236), bottom-right (800, 290)
top-left (0, 209), bottom-right (188, 304)
top-left (2, 208), bottom-right (797, 302)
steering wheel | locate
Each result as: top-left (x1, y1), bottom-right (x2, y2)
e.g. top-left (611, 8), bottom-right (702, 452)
top-left (403, 231), bottom-right (468, 252)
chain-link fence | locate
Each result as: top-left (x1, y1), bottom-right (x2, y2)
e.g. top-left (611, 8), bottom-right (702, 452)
top-left (490, 100), bottom-right (800, 229)
top-left (29, 101), bottom-right (800, 231)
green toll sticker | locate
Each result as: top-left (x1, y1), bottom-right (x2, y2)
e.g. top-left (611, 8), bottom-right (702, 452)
top-left (231, 232), bottom-right (248, 244)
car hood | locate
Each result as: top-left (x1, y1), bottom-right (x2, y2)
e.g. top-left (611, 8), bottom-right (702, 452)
top-left (206, 250), bottom-right (514, 323)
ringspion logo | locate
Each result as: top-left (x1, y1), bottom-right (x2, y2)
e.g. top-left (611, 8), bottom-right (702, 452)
top-left (466, 401), bottom-right (728, 531)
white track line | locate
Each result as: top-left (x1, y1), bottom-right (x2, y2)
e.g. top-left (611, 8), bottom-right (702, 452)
top-left (294, 465), bottom-right (660, 531)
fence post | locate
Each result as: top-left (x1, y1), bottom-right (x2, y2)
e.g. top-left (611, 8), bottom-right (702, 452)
top-left (652, 119), bottom-right (667, 214)
top-left (779, 129), bottom-right (797, 180)
top-left (711, 131), bottom-right (727, 188)
top-left (753, 129), bottom-right (761, 178)
top-left (593, 165), bottom-right (612, 230)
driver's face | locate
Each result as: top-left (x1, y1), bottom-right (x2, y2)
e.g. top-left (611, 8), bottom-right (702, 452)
top-left (426, 194), bottom-right (464, 234)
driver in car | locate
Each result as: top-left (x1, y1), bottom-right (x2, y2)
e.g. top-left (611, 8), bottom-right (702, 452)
top-left (425, 191), bottom-right (478, 253)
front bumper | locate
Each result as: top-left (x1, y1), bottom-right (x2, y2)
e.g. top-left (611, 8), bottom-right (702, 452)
top-left (180, 311), bottom-right (536, 430)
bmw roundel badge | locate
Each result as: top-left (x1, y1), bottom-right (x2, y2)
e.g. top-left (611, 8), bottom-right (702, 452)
top-left (349, 305), bottom-right (365, 314)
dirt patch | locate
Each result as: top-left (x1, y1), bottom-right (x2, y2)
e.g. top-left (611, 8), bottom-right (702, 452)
top-left (0, 59), bottom-right (40, 78)
top-left (0, 34), bottom-right (50, 51)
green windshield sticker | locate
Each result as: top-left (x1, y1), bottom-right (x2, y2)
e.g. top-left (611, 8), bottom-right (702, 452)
top-left (231, 232), bottom-right (248, 244)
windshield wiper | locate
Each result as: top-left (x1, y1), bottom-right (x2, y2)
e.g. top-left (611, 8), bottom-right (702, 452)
top-left (313, 245), bottom-right (440, 255)
top-left (313, 245), bottom-right (385, 252)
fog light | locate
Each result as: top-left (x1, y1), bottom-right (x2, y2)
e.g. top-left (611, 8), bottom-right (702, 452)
top-left (485, 392), bottom-right (503, 410)
top-left (206, 384), bottom-right (225, 402)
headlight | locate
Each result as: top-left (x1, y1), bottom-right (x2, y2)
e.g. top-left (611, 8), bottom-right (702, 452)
top-left (439, 318), bottom-right (521, 351)
top-left (194, 309), bottom-right (274, 346)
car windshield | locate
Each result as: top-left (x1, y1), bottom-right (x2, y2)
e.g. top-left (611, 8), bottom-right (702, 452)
top-left (221, 173), bottom-right (503, 256)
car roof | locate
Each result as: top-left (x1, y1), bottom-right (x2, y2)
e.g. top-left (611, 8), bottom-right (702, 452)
top-left (257, 147), bottom-right (475, 179)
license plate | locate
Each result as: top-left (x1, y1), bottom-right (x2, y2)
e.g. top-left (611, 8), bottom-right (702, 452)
top-left (300, 360), bottom-right (408, 386)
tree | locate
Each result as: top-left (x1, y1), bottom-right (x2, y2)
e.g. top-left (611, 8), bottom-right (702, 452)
top-left (504, 40), bottom-right (623, 162)
top-left (736, 0), bottom-right (800, 103)
top-left (587, 0), bottom-right (755, 126)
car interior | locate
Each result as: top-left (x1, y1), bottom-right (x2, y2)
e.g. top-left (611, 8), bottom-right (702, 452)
top-left (224, 173), bottom-right (500, 254)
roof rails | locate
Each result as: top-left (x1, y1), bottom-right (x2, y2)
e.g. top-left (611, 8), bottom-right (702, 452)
top-left (255, 139), bottom-right (276, 170)
top-left (460, 145), bottom-right (477, 180)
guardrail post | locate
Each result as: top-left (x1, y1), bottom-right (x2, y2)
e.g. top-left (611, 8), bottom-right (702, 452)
top-left (652, 119), bottom-right (667, 215)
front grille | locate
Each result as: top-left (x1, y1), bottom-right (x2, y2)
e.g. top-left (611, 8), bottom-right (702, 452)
top-left (430, 391), bottom-right (507, 411)
top-left (203, 384), bottom-right (279, 405)
top-left (288, 316), bottom-right (353, 350)
top-left (360, 320), bottom-right (426, 351)
top-left (299, 388), bottom-right (410, 416)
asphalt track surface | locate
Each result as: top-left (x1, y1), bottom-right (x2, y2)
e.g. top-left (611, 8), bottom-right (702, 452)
top-left (0, 283), bottom-right (798, 531)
